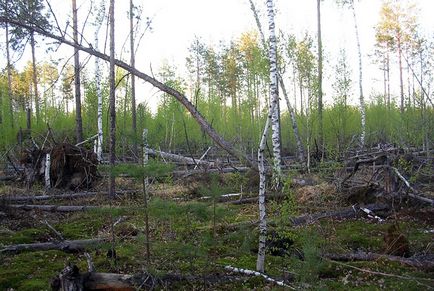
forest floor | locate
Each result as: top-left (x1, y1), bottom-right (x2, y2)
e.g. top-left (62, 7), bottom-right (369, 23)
top-left (0, 160), bottom-right (433, 290)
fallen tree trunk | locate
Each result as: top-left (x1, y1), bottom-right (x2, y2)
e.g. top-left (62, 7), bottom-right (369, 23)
top-left (5, 204), bottom-right (98, 212)
top-left (148, 148), bottom-right (212, 166)
top-left (0, 238), bottom-right (106, 254)
top-left (51, 264), bottom-right (254, 290)
top-left (323, 251), bottom-right (434, 271)
top-left (289, 203), bottom-right (389, 226)
top-left (2, 189), bottom-right (138, 203)
top-left (173, 166), bottom-right (249, 177)
top-left (225, 193), bottom-right (286, 205)
top-left (0, 16), bottom-right (255, 169)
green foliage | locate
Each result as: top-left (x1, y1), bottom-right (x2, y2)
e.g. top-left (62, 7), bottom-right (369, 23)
top-left (292, 233), bottom-right (325, 284)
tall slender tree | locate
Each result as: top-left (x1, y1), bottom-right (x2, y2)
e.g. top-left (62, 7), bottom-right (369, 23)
top-left (108, 0), bottom-right (116, 197)
top-left (93, 0), bottom-right (106, 162)
top-left (130, 0), bottom-right (138, 158)
top-left (3, 0), bottom-right (14, 126)
top-left (317, 0), bottom-right (324, 155)
top-left (72, 0), bottom-right (83, 142)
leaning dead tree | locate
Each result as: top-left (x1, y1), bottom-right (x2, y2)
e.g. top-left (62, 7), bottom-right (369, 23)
top-left (0, 15), bottom-right (255, 169)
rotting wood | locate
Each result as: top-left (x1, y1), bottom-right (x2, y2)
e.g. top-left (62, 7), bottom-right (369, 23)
top-left (289, 203), bottom-right (389, 226)
top-left (2, 189), bottom-right (138, 203)
top-left (173, 166), bottom-right (249, 177)
top-left (0, 238), bottom-right (106, 254)
top-left (323, 252), bottom-right (434, 271)
top-left (148, 148), bottom-right (213, 166)
top-left (6, 204), bottom-right (98, 212)
top-left (225, 193), bottom-right (286, 205)
top-left (51, 264), bottom-right (259, 290)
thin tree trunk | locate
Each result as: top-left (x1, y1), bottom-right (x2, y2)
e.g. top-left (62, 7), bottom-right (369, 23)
top-left (142, 129), bottom-right (150, 261)
top-left (108, 0), bottom-right (116, 198)
top-left (317, 0), bottom-right (324, 155)
top-left (0, 15), bottom-right (254, 169)
top-left (5, 2), bottom-right (14, 127)
top-left (267, 0), bottom-right (282, 189)
top-left (398, 37), bottom-right (404, 113)
top-left (30, 31), bottom-right (39, 125)
top-left (94, 0), bottom-right (105, 162)
top-left (278, 74), bottom-right (305, 162)
top-left (130, 0), bottom-right (138, 158)
top-left (95, 29), bottom-right (103, 162)
top-left (72, 0), bottom-right (83, 143)
top-left (351, 3), bottom-right (365, 147)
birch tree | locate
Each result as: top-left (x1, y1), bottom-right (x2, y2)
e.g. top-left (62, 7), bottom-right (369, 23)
top-left (72, 0), bottom-right (83, 142)
top-left (93, 0), bottom-right (105, 162)
top-left (248, 0), bottom-right (304, 164)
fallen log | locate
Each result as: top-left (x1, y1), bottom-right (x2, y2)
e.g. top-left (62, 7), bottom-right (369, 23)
top-left (323, 251), bottom-right (434, 271)
top-left (173, 166), bottom-right (249, 177)
top-left (2, 189), bottom-right (138, 203)
top-left (148, 148), bottom-right (213, 166)
top-left (0, 238), bottom-right (106, 254)
top-left (225, 193), bottom-right (286, 205)
top-left (5, 204), bottom-right (98, 212)
top-left (289, 203), bottom-right (389, 226)
top-left (0, 175), bottom-right (15, 182)
top-left (51, 264), bottom-right (253, 290)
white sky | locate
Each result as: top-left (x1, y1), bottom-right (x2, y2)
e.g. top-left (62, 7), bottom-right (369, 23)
top-left (2, 0), bottom-right (434, 111)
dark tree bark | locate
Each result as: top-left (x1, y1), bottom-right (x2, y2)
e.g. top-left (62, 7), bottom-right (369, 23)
top-left (72, 0), bottom-right (83, 143)
top-left (30, 31), bottom-right (39, 125)
top-left (108, 0), bottom-right (116, 198)
top-left (5, 0), bottom-right (14, 127)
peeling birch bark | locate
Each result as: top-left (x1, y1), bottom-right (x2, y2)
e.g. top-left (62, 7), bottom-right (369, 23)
top-left (267, 0), bottom-right (282, 189)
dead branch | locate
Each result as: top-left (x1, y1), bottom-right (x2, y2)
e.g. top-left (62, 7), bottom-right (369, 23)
top-left (323, 251), bottom-right (434, 271)
top-left (289, 203), bottom-right (389, 226)
top-left (225, 193), bottom-right (286, 205)
top-left (3, 189), bottom-right (138, 203)
top-left (391, 167), bottom-right (434, 205)
top-left (6, 204), bottom-right (98, 212)
top-left (148, 148), bottom-right (213, 166)
top-left (0, 238), bottom-right (106, 254)
top-left (224, 265), bottom-right (294, 289)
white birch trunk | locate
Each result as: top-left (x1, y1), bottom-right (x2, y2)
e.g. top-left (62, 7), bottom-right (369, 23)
top-left (351, 3), bottom-right (366, 147)
top-left (143, 129), bottom-right (149, 186)
top-left (94, 1), bottom-right (105, 162)
top-left (249, 0), bottom-right (304, 164)
top-left (44, 153), bottom-right (51, 189)
top-left (256, 100), bottom-right (275, 272)
top-left (266, 0), bottom-right (282, 189)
